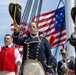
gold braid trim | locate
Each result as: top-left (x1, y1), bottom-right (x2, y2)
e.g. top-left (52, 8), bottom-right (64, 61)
top-left (44, 60), bottom-right (51, 68)
top-left (47, 65), bottom-right (52, 68)
top-left (70, 38), bottom-right (76, 42)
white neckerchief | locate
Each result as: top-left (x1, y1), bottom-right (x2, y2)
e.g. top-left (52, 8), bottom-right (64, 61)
top-left (30, 32), bottom-right (39, 38)
top-left (72, 33), bottom-right (76, 38)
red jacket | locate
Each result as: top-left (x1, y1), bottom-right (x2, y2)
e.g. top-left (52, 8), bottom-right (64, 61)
top-left (0, 46), bottom-right (16, 72)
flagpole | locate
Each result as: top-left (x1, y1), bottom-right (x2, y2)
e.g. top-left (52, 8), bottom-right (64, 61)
top-left (65, 0), bottom-right (75, 59)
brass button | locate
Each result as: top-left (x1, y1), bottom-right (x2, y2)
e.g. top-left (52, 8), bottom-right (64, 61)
top-left (37, 49), bottom-right (39, 50)
top-left (38, 43), bottom-right (40, 45)
top-left (28, 51), bottom-right (29, 53)
top-left (27, 48), bottom-right (29, 50)
top-left (36, 58), bottom-right (38, 60)
top-left (36, 52), bottom-right (38, 54)
top-left (27, 54), bottom-right (29, 56)
top-left (36, 55), bottom-right (38, 57)
top-left (38, 46), bottom-right (40, 48)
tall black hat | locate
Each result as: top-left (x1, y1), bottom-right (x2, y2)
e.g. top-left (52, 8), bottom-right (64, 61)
top-left (71, 6), bottom-right (76, 25)
top-left (8, 2), bottom-right (22, 25)
top-left (59, 49), bottom-right (67, 55)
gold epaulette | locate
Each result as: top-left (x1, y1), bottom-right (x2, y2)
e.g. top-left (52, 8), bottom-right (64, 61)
top-left (47, 65), bottom-right (52, 68)
top-left (53, 55), bottom-right (56, 58)
top-left (45, 37), bottom-right (49, 42)
top-left (44, 60), bottom-right (51, 68)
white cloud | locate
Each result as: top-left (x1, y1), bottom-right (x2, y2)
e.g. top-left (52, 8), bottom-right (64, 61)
top-left (0, 1), bottom-right (9, 5)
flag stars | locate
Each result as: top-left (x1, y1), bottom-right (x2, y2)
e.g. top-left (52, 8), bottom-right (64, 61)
top-left (62, 14), bottom-right (64, 17)
top-left (61, 19), bottom-right (62, 22)
top-left (55, 21), bottom-right (58, 24)
top-left (58, 17), bottom-right (60, 19)
top-left (60, 13), bottom-right (63, 16)
top-left (56, 15), bottom-right (58, 18)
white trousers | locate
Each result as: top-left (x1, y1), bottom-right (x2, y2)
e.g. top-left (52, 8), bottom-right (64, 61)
top-left (0, 71), bottom-right (15, 75)
top-left (23, 60), bottom-right (45, 75)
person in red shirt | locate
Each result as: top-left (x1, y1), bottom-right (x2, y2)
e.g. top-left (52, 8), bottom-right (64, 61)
top-left (0, 34), bottom-right (22, 75)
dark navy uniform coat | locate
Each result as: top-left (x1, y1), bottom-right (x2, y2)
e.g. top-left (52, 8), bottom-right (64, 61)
top-left (57, 59), bottom-right (74, 75)
top-left (13, 32), bottom-right (52, 73)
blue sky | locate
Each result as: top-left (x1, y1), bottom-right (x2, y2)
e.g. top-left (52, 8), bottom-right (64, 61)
top-left (0, 0), bottom-right (64, 46)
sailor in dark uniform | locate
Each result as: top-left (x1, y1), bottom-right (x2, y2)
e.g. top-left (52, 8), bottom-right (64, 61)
top-left (68, 6), bottom-right (76, 75)
top-left (69, 6), bottom-right (76, 53)
top-left (69, 29), bottom-right (76, 75)
top-left (57, 49), bottom-right (74, 75)
top-left (13, 22), bottom-right (53, 75)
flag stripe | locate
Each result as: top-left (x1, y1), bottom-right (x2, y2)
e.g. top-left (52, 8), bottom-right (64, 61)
top-left (51, 38), bottom-right (66, 47)
top-left (38, 21), bottom-right (56, 29)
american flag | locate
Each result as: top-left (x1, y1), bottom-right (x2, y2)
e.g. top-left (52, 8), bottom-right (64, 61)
top-left (32, 6), bottom-right (66, 48)
top-left (11, 6), bottom-right (66, 52)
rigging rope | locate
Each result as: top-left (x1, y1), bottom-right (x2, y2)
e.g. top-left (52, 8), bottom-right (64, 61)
top-left (29, 0), bottom-right (39, 23)
top-left (35, 0), bottom-right (43, 22)
top-left (21, 0), bottom-right (33, 22)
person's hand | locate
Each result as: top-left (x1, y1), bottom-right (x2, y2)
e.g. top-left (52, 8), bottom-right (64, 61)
top-left (68, 69), bottom-right (73, 74)
top-left (14, 24), bottom-right (20, 32)
top-left (45, 72), bottom-right (50, 75)
top-left (15, 74), bottom-right (18, 75)
top-left (74, 26), bottom-right (76, 35)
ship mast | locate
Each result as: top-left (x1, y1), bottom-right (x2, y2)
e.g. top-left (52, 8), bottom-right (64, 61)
top-left (65, 0), bottom-right (75, 59)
